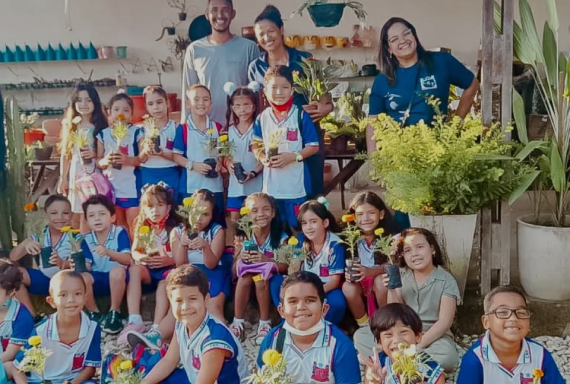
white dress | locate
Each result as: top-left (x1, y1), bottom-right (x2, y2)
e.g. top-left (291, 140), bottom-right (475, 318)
top-left (67, 126), bottom-right (96, 213)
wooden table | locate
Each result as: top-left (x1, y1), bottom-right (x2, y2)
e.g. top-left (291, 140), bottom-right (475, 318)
top-left (324, 152), bottom-right (365, 210)
top-left (28, 159), bottom-right (60, 203)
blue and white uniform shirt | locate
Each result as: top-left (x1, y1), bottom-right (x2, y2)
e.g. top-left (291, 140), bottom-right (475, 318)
top-left (97, 125), bottom-right (140, 199)
top-left (173, 117), bottom-right (223, 194)
top-left (456, 331), bottom-right (566, 384)
top-left (176, 313), bottom-right (249, 384)
top-left (254, 231), bottom-right (289, 259)
top-left (258, 322), bottom-right (361, 384)
top-left (253, 105), bottom-right (319, 199)
top-left (140, 119), bottom-right (179, 169)
top-left (301, 232), bottom-right (346, 283)
top-left (32, 227), bottom-right (72, 277)
top-left (14, 312), bottom-right (101, 384)
top-left (81, 225), bottom-right (131, 273)
top-left (379, 352), bottom-right (443, 384)
top-left (227, 124), bottom-right (262, 198)
top-left (0, 299), bottom-right (34, 353)
top-left (357, 238), bottom-right (377, 268)
top-left (175, 223), bottom-right (223, 265)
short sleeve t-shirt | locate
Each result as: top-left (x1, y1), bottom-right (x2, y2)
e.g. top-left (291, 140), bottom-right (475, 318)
top-left (32, 227), bottom-right (73, 277)
top-left (400, 266), bottom-right (461, 331)
top-left (369, 52), bottom-right (475, 126)
top-left (81, 225), bottom-right (131, 272)
top-left (0, 299), bottom-right (34, 352)
top-left (227, 124), bottom-right (263, 198)
top-left (175, 223), bottom-right (223, 265)
top-left (457, 331), bottom-right (566, 384)
top-left (139, 119), bottom-right (179, 169)
top-left (300, 232), bottom-right (345, 283)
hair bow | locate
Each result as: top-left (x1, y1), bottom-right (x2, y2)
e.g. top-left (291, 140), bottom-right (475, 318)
top-left (317, 196), bottom-right (330, 210)
top-left (223, 82), bottom-right (236, 97)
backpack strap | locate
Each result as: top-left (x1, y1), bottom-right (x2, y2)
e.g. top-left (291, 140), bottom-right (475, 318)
top-left (297, 108), bottom-right (305, 148)
top-left (183, 123), bottom-right (188, 147)
top-left (275, 326), bottom-right (287, 354)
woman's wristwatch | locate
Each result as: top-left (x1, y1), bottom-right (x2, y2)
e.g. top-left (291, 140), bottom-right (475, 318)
top-left (294, 151), bottom-right (303, 162)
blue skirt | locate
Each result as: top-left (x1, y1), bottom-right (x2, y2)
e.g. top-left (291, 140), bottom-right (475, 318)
top-left (140, 166), bottom-right (180, 196)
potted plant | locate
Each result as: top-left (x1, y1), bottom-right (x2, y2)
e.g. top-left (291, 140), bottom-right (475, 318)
top-left (217, 134), bottom-right (242, 180)
top-left (320, 91), bottom-right (367, 152)
top-left (202, 128), bottom-right (219, 178)
top-left (111, 114), bottom-right (129, 170)
top-left (18, 336), bottom-right (53, 384)
top-left (274, 237), bottom-right (307, 274)
top-left (24, 203), bottom-right (50, 267)
top-left (61, 226), bottom-right (87, 273)
top-left (372, 228), bottom-right (402, 289)
top-left (292, 0), bottom-right (366, 28)
top-left (499, 0), bottom-right (570, 300)
top-left (68, 116), bottom-right (94, 165)
top-left (366, 111), bottom-right (536, 295)
top-left (137, 225), bottom-right (160, 259)
top-left (142, 114), bottom-right (161, 153)
top-left (237, 206), bottom-right (259, 263)
top-left (339, 213), bottom-right (362, 283)
top-left (293, 57), bottom-right (340, 105)
top-left (21, 112), bottom-right (43, 145)
top-left (266, 128), bottom-right (287, 159)
top-left (390, 343), bottom-right (433, 384)
top-left (168, 0), bottom-right (188, 21)
top-left (177, 197), bottom-right (207, 240)
top-left (247, 349), bottom-right (293, 384)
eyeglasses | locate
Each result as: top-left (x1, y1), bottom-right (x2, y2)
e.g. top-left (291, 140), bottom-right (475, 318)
top-left (232, 105), bottom-right (254, 112)
top-left (485, 308), bottom-right (531, 319)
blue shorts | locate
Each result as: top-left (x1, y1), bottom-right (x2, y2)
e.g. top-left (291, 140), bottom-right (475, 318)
top-left (140, 166), bottom-right (180, 195)
top-left (115, 197), bottom-right (140, 210)
top-left (92, 269), bottom-right (130, 297)
top-left (26, 268), bottom-right (51, 296)
top-left (226, 196), bottom-right (246, 212)
top-left (195, 264), bottom-right (230, 298)
top-left (142, 267), bottom-right (173, 293)
top-left (180, 191), bottom-right (226, 228)
top-left (276, 197), bottom-right (307, 229)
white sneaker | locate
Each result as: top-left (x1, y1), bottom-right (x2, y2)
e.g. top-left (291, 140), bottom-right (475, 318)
top-left (256, 322), bottom-right (272, 345)
top-left (230, 321), bottom-right (245, 341)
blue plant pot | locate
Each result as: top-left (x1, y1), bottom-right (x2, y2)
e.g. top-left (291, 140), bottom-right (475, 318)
top-left (88, 42), bottom-right (98, 59)
top-left (57, 44), bottom-right (67, 60)
top-left (5, 47), bottom-right (14, 62)
top-left (68, 43), bottom-right (77, 60)
top-left (15, 46), bottom-right (24, 62)
top-left (25, 45), bottom-right (35, 62)
top-left (36, 44), bottom-right (46, 61)
top-left (77, 43), bottom-right (87, 59)
top-left (46, 44), bottom-right (56, 61)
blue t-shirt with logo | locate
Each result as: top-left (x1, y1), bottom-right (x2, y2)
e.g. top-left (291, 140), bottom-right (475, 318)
top-left (369, 52), bottom-right (475, 126)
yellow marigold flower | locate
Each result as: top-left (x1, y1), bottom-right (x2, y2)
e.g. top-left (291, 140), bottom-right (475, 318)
top-left (71, 229), bottom-right (81, 234)
top-left (28, 335), bottom-right (42, 347)
top-left (533, 369), bottom-right (544, 378)
top-left (60, 226), bottom-right (71, 233)
top-left (24, 203), bottom-right (37, 212)
top-left (374, 228), bottom-right (385, 236)
top-left (119, 360), bottom-right (133, 371)
top-left (262, 349), bottom-right (281, 367)
top-left (341, 214), bottom-right (355, 223)
top-left (207, 129), bottom-right (215, 135)
top-left (183, 197), bottom-right (194, 207)
top-left (117, 114), bottom-right (126, 121)
top-left (219, 134), bottom-right (228, 142)
top-left (240, 207), bottom-right (251, 215)
top-left (139, 225), bottom-right (151, 234)
top-left (287, 237), bottom-right (299, 246)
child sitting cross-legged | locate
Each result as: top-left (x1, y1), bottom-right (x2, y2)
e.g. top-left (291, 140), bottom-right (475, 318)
top-left (140, 264), bottom-right (249, 384)
top-left (362, 302), bottom-right (445, 384)
top-left (257, 271), bottom-right (361, 384)
top-left (456, 285), bottom-right (565, 384)
top-left (11, 270), bottom-right (101, 384)
top-left (81, 194), bottom-right (132, 334)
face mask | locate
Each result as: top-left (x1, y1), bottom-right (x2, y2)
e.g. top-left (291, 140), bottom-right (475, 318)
top-left (283, 318), bottom-right (325, 337)
top-left (0, 298), bottom-right (12, 310)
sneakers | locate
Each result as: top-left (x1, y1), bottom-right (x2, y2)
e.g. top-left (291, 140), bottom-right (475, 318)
top-left (87, 311), bottom-right (103, 324)
top-left (256, 322), bottom-right (271, 345)
top-left (102, 310), bottom-right (123, 334)
top-left (229, 321), bottom-right (245, 341)
top-left (117, 322), bottom-right (146, 344)
top-left (127, 328), bottom-right (162, 351)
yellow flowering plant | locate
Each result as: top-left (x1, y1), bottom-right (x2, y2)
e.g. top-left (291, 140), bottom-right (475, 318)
top-left (202, 128), bottom-right (218, 158)
top-left (237, 206), bottom-right (258, 241)
top-left (177, 197), bottom-right (207, 235)
top-left (108, 359), bottom-right (145, 384)
top-left (246, 349), bottom-right (293, 384)
top-left (24, 203), bottom-right (47, 245)
top-left (217, 134), bottom-right (237, 160)
top-left (112, 115), bottom-right (129, 149)
top-left (372, 227), bottom-right (395, 264)
top-left (339, 214), bottom-right (361, 261)
top-left (136, 225), bottom-right (159, 256)
top-left (18, 336), bottom-right (53, 383)
top-left (390, 343), bottom-right (432, 384)
top-left (61, 227), bottom-right (85, 253)
top-left (274, 237), bottom-right (308, 274)
top-left (533, 368), bottom-right (544, 384)
top-left (265, 128), bottom-right (287, 158)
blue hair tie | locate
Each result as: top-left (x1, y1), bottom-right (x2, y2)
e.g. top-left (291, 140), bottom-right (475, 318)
top-left (317, 196), bottom-right (330, 210)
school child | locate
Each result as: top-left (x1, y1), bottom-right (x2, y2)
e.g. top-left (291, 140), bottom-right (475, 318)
top-left (457, 285), bottom-right (565, 383)
top-left (0, 260), bottom-right (34, 365)
top-left (118, 183), bottom-right (180, 348)
top-left (343, 191), bottom-right (401, 328)
top-left (140, 264), bottom-right (248, 384)
top-left (354, 227), bottom-right (460, 372)
top-left (229, 193), bottom-right (288, 343)
top-left (295, 199), bottom-right (347, 325)
top-left (58, 83), bottom-right (108, 231)
top-left (258, 271), bottom-right (361, 384)
top-left (10, 195), bottom-right (74, 317)
top-left (172, 85), bottom-right (224, 216)
top-left (362, 303), bottom-right (445, 384)
top-left (138, 86), bottom-right (181, 196)
top-left (171, 189), bottom-right (227, 322)
top-left (11, 270), bottom-right (101, 384)
top-left (80, 195), bottom-right (131, 334)
top-left (223, 82), bottom-right (263, 238)
top-left (251, 65), bottom-right (319, 230)
top-left (96, 92), bottom-right (141, 233)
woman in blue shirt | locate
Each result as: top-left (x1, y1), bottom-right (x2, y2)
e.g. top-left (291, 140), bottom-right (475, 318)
top-left (248, 5), bottom-right (333, 199)
top-left (366, 17), bottom-right (479, 228)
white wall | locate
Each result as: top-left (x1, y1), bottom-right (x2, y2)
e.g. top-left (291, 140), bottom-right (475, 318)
top-left (1, 0), bottom-right (569, 112)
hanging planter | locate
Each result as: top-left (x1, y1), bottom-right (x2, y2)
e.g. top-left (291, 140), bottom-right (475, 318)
top-left (178, 12), bottom-right (187, 21)
top-left (293, 1), bottom-right (366, 28)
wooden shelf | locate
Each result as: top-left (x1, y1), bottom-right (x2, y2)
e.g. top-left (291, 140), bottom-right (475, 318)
top-left (1, 81), bottom-right (117, 91)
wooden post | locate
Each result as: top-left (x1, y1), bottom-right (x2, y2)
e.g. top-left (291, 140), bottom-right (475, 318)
top-left (480, 0), bottom-right (514, 295)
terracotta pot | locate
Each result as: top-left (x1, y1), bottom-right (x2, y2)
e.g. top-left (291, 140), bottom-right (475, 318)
top-left (24, 129), bottom-right (45, 145)
top-left (330, 135), bottom-right (349, 152)
top-left (34, 146), bottom-right (53, 160)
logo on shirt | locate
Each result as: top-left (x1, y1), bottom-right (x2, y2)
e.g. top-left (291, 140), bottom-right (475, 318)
top-left (311, 362), bottom-right (330, 382)
top-left (72, 353), bottom-right (85, 370)
top-left (520, 375), bottom-right (534, 384)
top-left (192, 351), bottom-right (201, 370)
top-left (1, 337), bottom-right (8, 351)
top-left (166, 139), bottom-right (174, 150)
top-left (420, 75), bottom-right (438, 91)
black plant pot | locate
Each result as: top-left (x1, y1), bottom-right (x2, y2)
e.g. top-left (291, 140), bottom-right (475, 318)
top-left (346, 258), bottom-right (360, 283)
top-left (34, 146), bottom-right (53, 161)
top-left (152, 136), bottom-right (161, 153)
top-left (234, 162), bottom-right (247, 181)
top-left (308, 3), bottom-right (346, 28)
top-left (112, 162), bottom-right (122, 170)
top-left (385, 264), bottom-right (403, 289)
top-left (204, 158), bottom-right (218, 178)
top-left (167, 27), bottom-right (176, 36)
top-left (40, 246), bottom-right (53, 268)
top-left (267, 147), bottom-right (279, 158)
top-left (72, 251), bottom-right (88, 273)
top-left (82, 157), bottom-right (92, 165)
top-left (179, 12), bottom-right (187, 21)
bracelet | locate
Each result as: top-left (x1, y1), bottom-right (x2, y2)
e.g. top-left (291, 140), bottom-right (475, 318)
top-left (251, 170), bottom-right (258, 178)
top-left (186, 160), bottom-right (194, 170)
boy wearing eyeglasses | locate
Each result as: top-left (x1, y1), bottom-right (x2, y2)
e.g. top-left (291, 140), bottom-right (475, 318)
top-left (456, 285), bottom-right (565, 384)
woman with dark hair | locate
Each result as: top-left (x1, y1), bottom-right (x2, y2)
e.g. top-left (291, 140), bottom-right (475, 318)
top-left (248, 4), bottom-right (332, 198)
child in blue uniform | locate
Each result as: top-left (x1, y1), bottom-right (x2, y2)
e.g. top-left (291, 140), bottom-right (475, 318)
top-left (81, 195), bottom-right (131, 334)
top-left (11, 270), bottom-right (101, 384)
top-left (10, 195), bottom-right (73, 317)
top-left (96, 93), bottom-right (141, 233)
top-left (138, 86), bottom-right (181, 197)
top-left (0, 260), bottom-right (34, 365)
top-left (252, 65), bottom-right (319, 230)
top-left (258, 271), bottom-right (361, 384)
top-left (140, 265), bottom-right (248, 384)
top-left (172, 189), bottom-right (227, 322)
top-left (362, 303), bottom-right (445, 384)
top-left (457, 285), bottom-right (565, 384)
